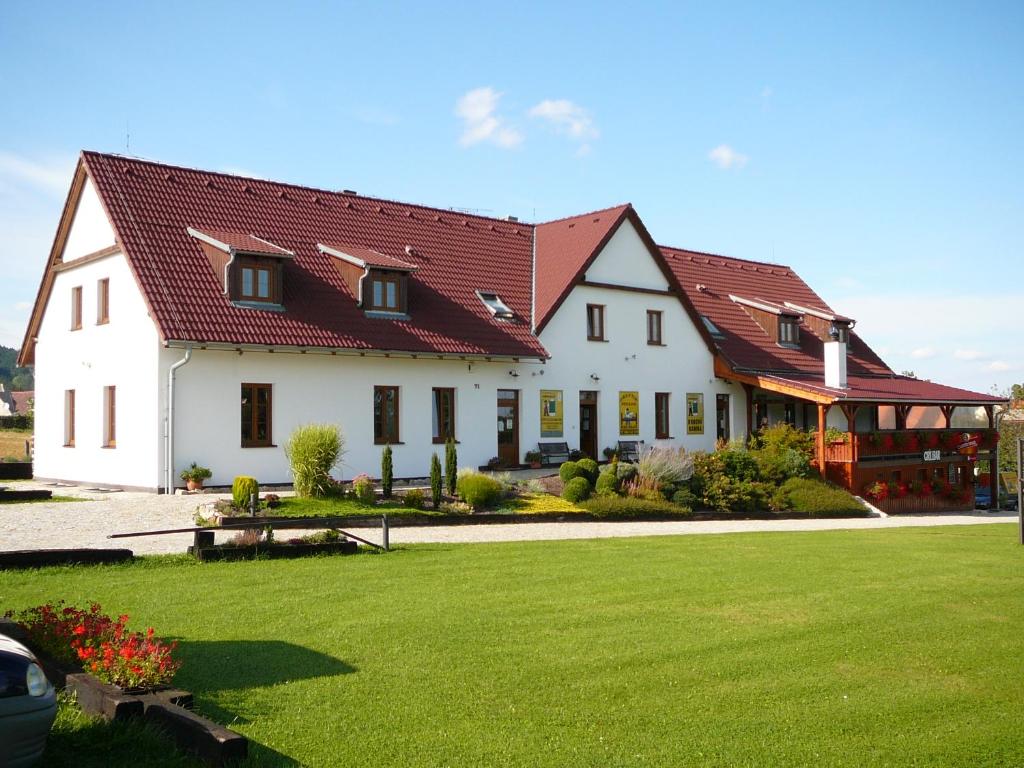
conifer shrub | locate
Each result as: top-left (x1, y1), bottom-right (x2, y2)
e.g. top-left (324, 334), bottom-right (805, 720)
top-left (445, 438), bottom-right (458, 496)
top-left (381, 445), bottom-right (394, 499)
top-left (595, 472), bottom-right (619, 497)
top-left (576, 458), bottom-right (599, 483)
top-left (232, 476), bottom-right (259, 510)
top-left (285, 423), bottom-right (345, 498)
top-left (559, 461), bottom-right (584, 483)
top-left (562, 476), bottom-right (592, 503)
top-left (430, 453), bottom-right (443, 508)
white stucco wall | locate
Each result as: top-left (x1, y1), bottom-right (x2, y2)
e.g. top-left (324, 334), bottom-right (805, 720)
top-left (34, 251), bottom-right (163, 489)
top-left (62, 178), bottom-right (116, 262)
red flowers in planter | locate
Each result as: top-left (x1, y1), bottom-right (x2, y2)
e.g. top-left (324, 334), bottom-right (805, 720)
top-left (5, 601), bottom-right (180, 690)
top-left (920, 481), bottom-right (934, 497)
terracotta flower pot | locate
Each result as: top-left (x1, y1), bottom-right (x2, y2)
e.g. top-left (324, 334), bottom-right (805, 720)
top-left (186, 479), bottom-right (204, 492)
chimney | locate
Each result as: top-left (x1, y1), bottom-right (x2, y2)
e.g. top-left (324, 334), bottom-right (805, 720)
top-left (824, 324), bottom-right (847, 388)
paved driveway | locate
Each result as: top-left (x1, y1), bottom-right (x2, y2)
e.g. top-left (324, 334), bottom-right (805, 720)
top-left (0, 481), bottom-right (1016, 555)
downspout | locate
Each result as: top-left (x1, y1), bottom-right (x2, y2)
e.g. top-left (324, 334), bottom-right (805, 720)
top-left (166, 345), bottom-right (193, 494)
top-left (355, 266), bottom-right (370, 306)
top-left (223, 248), bottom-right (236, 296)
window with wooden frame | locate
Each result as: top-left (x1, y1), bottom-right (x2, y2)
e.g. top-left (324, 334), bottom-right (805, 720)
top-left (367, 271), bottom-right (404, 312)
top-left (237, 257), bottom-right (278, 303)
top-left (647, 310), bottom-right (663, 345)
top-left (778, 316), bottom-right (800, 346)
top-left (96, 278), bottom-right (109, 324)
top-left (102, 386), bottom-right (116, 448)
top-left (655, 392), bottom-right (671, 439)
top-left (374, 386), bottom-right (400, 444)
top-left (240, 383), bottom-right (273, 447)
top-left (432, 387), bottom-right (455, 443)
top-left (586, 304), bottom-right (605, 341)
top-left (64, 390), bottom-right (75, 447)
top-left (71, 286), bottom-right (82, 330)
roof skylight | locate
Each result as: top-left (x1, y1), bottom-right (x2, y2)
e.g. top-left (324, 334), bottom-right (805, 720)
top-left (701, 315), bottom-right (724, 338)
top-left (477, 291), bottom-right (514, 320)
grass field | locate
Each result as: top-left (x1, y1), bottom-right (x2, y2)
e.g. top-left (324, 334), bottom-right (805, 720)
top-left (0, 428), bottom-right (31, 459)
top-left (4, 524), bottom-right (1023, 767)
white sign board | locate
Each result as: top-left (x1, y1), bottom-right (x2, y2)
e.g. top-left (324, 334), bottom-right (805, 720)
top-left (923, 450), bottom-right (941, 462)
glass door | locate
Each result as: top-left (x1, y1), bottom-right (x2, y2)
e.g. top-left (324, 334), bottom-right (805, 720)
top-left (497, 390), bottom-right (519, 467)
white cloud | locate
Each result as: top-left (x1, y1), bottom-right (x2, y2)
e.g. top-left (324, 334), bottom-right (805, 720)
top-left (528, 99), bottom-right (599, 143)
top-left (910, 346), bottom-right (936, 359)
top-left (708, 144), bottom-right (748, 170)
top-left (985, 361), bottom-right (1019, 373)
top-left (953, 348), bottom-right (989, 361)
top-left (0, 151), bottom-right (76, 197)
top-left (455, 87), bottom-right (522, 149)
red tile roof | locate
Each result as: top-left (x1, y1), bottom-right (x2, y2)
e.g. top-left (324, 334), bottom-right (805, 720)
top-left (533, 204), bottom-right (631, 332)
top-left (763, 374), bottom-right (1005, 404)
top-left (318, 243), bottom-right (418, 271)
top-left (188, 229), bottom-right (293, 256)
top-left (82, 152), bottom-right (546, 359)
top-left (662, 245), bottom-right (892, 377)
top-left (11, 391), bottom-right (33, 414)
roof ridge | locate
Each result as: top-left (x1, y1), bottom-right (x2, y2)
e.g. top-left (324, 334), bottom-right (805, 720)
top-left (80, 150), bottom-right (539, 232)
top-left (659, 242), bottom-right (791, 271)
top-left (535, 203), bottom-right (631, 226)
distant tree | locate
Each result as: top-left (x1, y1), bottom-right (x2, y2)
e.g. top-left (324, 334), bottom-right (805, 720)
top-left (1011, 383), bottom-right (1024, 402)
top-left (0, 346), bottom-right (33, 392)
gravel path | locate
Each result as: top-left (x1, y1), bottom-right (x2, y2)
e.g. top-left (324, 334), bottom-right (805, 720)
top-left (0, 481), bottom-right (1016, 555)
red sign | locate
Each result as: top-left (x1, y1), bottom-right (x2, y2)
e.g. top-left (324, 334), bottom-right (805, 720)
top-left (958, 432), bottom-right (980, 457)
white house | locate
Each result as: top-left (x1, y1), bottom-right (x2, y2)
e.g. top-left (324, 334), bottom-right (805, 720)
top-left (21, 152), bottom-right (743, 491)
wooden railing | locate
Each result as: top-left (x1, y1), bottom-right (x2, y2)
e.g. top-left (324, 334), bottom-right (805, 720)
top-left (817, 428), bottom-right (998, 464)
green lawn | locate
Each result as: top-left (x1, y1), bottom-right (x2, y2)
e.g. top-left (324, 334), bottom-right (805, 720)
top-left (4, 525), bottom-right (1023, 767)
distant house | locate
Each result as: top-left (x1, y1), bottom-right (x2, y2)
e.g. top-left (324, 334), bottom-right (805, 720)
top-left (19, 151), bottom-right (1005, 509)
top-left (0, 385), bottom-right (13, 417)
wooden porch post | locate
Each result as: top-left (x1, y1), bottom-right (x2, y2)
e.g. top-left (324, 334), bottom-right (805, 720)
top-left (985, 404), bottom-right (997, 510)
top-left (840, 403), bottom-right (860, 464)
top-left (743, 383), bottom-right (754, 444)
top-left (940, 405), bottom-right (956, 429)
top-left (817, 403), bottom-right (830, 479)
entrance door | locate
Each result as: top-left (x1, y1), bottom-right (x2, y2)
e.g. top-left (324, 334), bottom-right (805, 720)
top-left (716, 394), bottom-right (730, 442)
top-left (497, 390), bottom-right (519, 467)
top-left (579, 391), bottom-right (598, 459)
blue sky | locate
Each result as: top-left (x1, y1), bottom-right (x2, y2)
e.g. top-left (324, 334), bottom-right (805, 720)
top-left (1, 1), bottom-right (1021, 392)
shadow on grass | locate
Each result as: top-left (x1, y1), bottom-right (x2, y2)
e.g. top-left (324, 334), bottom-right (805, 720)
top-left (173, 639), bottom-right (356, 693)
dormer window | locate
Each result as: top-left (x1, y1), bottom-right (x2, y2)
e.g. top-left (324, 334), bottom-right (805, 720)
top-left (188, 228), bottom-right (292, 308)
top-left (317, 243), bottom-right (417, 317)
top-left (238, 257), bottom-right (276, 302)
top-left (477, 291), bottom-right (515, 320)
top-left (779, 316), bottom-right (800, 346)
top-left (368, 272), bottom-right (404, 312)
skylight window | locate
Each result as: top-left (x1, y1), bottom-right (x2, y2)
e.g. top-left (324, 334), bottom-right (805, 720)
top-left (701, 316), bottom-right (724, 338)
top-left (477, 291), bottom-right (514, 320)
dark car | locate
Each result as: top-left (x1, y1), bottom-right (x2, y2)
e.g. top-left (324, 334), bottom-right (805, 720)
top-left (0, 634), bottom-right (57, 767)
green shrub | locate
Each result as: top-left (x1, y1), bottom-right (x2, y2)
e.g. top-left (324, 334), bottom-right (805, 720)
top-left (445, 439), bottom-right (458, 497)
top-left (232, 476), bottom-right (259, 510)
top-left (581, 496), bottom-right (691, 519)
top-left (285, 424), bottom-right (345, 498)
top-left (403, 488), bottom-right (425, 509)
top-left (637, 446), bottom-right (694, 485)
top-left (755, 447), bottom-right (811, 484)
top-left (719, 444), bottom-right (760, 481)
top-left (430, 454), bottom-right (443, 508)
top-left (615, 462), bottom-right (637, 483)
top-left (562, 477), bottom-right (592, 503)
top-left (752, 423), bottom-right (816, 456)
top-left (671, 487), bottom-right (698, 508)
top-left (576, 458), bottom-right (599, 483)
top-left (457, 473), bottom-right (502, 509)
top-left (381, 445), bottom-right (393, 499)
top-left (595, 472), bottom-right (619, 497)
top-left (559, 461), bottom-right (581, 483)
top-left (702, 476), bottom-right (769, 514)
top-left (352, 473), bottom-right (375, 506)
top-left (779, 477), bottom-right (867, 517)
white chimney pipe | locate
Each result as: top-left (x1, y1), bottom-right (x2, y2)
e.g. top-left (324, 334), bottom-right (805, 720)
top-left (824, 339), bottom-right (847, 388)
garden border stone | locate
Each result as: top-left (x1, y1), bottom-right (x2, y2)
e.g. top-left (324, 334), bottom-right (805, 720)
top-left (0, 487), bottom-right (50, 502)
top-left (188, 539), bottom-right (358, 561)
top-left (0, 461), bottom-right (32, 480)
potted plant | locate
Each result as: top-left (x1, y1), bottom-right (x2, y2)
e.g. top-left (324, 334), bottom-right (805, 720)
top-left (524, 450), bottom-right (543, 469)
top-left (179, 463), bottom-right (212, 491)
top-left (602, 446), bottom-right (617, 461)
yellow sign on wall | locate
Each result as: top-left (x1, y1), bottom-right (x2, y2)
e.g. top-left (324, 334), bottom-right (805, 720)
top-left (686, 393), bottom-right (704, 435)
top-left (539, 390), bottom-right (563, 437)
top-left (619, 391), bottom-right (639, 436)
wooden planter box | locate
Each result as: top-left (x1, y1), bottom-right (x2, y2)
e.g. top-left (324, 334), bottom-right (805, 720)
top-left (0, 462), bottom-right (32, 480)
top-left (188, 539), bottom-right (358, 562)
top-left (0, 548), bottom-right (133, 570)
top-left (0, 487), bottom-right (51, 503)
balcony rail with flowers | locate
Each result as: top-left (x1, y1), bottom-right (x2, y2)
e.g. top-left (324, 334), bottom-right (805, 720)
top-left (817, 428), bottom-right (998, 465)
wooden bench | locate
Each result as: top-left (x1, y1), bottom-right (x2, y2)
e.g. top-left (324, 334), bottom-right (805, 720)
top-left (617, 440), bottom-right (644, 462)
top-left (537, 442), bottom-right (570, 466)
